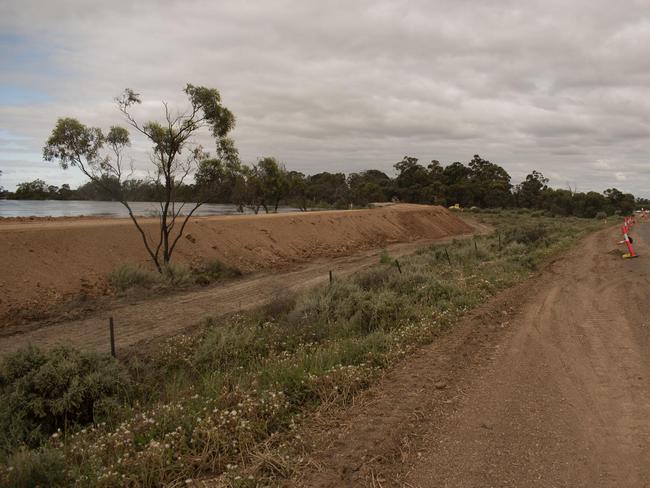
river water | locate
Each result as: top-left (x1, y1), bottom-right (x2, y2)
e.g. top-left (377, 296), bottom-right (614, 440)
top-left (0, 200), bottom-right (304, 218)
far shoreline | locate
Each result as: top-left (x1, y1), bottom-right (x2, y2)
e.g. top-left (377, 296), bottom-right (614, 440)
top-left (0, 199), bottom-right (327, 220)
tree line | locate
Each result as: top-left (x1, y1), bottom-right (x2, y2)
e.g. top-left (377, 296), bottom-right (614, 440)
top-left (3, 82), bottom-right (644, 272)
top-left (2, 153), bottom-right (645, 218)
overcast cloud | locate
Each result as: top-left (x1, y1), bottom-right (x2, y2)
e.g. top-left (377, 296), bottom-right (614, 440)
top-left (2, 0), bottom-right (650, 195)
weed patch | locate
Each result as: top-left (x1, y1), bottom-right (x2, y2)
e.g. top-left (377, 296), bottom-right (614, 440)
top-left (108, 259), bottom-right (241, 293)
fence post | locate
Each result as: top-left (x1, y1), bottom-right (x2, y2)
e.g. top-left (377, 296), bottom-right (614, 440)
top-left (474, 239), bottom-right (478, 256)
top-left (444, 248), bottom-right (452, 266)
top-left (395, 259), bottom-right (402, 274)
top-left (329, 270), bottom-right (333, 284)
top-left (109, 317), bottom-right (116, 358)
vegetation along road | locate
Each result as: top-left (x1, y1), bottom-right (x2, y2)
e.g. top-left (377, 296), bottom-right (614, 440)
top-left (296, 222), bottom-right (650, 487)
top-left (0, 231), bottom-right (484, 356)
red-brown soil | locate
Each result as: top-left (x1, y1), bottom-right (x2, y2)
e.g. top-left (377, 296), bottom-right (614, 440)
top-left (0, 204), bottom-right (472, 326)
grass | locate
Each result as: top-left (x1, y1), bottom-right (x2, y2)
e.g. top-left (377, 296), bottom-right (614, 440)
top-left (0, 211), bottom-right (605, 487)
top-left (378, 249), bottom-right (392, 264)
top-left (108, 259), bottom-right (242, 293)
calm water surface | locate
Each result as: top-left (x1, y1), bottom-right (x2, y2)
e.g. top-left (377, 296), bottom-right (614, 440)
top-left (0, 200), bottom-right (304, 218)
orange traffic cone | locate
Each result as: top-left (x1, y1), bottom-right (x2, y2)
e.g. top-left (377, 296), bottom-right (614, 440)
top-left (621, 223), bottom-right (638, 259)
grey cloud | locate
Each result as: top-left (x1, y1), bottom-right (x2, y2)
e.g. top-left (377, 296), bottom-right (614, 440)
top-left (2, 0), bottom-right (650, 195)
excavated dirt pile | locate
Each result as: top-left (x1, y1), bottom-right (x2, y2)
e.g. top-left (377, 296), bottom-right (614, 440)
top-left (0, 204), bottom-right (472, 323)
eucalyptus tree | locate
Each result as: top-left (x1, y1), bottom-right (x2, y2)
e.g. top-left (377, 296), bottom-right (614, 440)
top-left (44, 84), bottom-right (235, 273)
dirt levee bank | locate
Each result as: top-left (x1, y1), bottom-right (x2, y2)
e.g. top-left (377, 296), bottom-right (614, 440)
top-left (0, 204), bottom-right (472, 323)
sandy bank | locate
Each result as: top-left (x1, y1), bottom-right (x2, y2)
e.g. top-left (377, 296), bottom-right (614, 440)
top-left (0, 204), bottom-right (472, 323)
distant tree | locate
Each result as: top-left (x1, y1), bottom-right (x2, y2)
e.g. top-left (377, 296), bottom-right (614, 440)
top-left (57, 184), bottom-right (73, 200)
top-left (467, 154), bottom-right (512, 207)
top-left (257, 157), bottom-right (289, 213)
top-left (201, 157), bottom-right (283, 214)
top-left (394, 156), bottom-right (433, 203)
top-left (120, 179), bottom-right (162, 202)
top-left (427, 159), bottom-right (444, 180)
top-left (307, 172), bottom-right (349, 207)
top-left (539, 188), bottom-right (575, 216)
top-left (619, 193), bottom-right (636, 215)
top-left (602, 188), bottom-right (634, 215)
top-left (636, 197), bottom-right (650, 209)
top-left (74, 175), bottom-right (122, 201)
top-left (44, 84), bottom-right (236, 273)
top-left (194, 138), bottom-right (242, 204)
top-left (286, 171), bottom-right (309, 211)
top-left (515, 170), bottom-right (548, 208)
top-left (347, 169), bottom-right (392, 206)
top-left (442, 161), bottom-right (470, 186)
top-left (229, 172), bottom-right (249, 212)
top-left (580, 191), bottom-right (607, 218)
top-left (443, 162), bottom-right (472, 206)
top-left (236, 163), bottom-right (266, 214)
top-left (15, 179), bottom-right (51, 200)
top-left (424, 160), bottom-right (447, 205)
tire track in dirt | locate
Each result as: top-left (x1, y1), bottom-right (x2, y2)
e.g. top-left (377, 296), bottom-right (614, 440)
top-left (292, 224), bottom-right (650, 487)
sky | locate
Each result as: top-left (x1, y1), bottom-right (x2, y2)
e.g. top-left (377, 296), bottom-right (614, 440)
top-left (1, 0), bottom-right (650, 195)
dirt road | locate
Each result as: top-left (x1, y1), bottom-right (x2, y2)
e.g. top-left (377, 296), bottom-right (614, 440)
top-left (295, 224), bottom-right (650, 487)
top-left (0, 234), bottom-right (481, 356)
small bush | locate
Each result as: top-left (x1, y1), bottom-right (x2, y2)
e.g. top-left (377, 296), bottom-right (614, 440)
top-left (0, 347), bottom-right (132, 457)
top-left (355, 267), bottom-right (392, 291)
top-left (193, 321), bottom-right (267, 372)
top-left (160, 264), bottom-right (195, 287)
top-left (503, 241), bottom-right (527, 256)
top-left (379, 249), bottom-right (392, 264)
top-left (108, 265), bottom-right (157, 291)
top-left (193, 259), bottom-right (241, 286)
top-left (1, 448), bottom-right (68, 488)
top-left (504, 224), bottom-right (548, 246)
top-left (110, 261), bottom-right (241, 291)
top-left (259, 291), bottom-right (297, 320)
top-left (596, 211), bottom-right (607, 220)
top-left (347, 290), bottom-right (409, 333)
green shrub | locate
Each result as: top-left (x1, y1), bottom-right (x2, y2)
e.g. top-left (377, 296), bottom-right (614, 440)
top-left (110, 260), bottom-right (241, 291)
top-left (1, 448), bottom-right (68, 488)
top-left (258, 291), bottom-right (297, 320)
top-left (357, 290), bottom-right (412, 333)
top-left (193, 259), bottom-right (241, 286)
top-left (193, 320), bottom-right (269, 372)
top-left (0, 347), bottom-right (132, 457)
top-left (379, 249), bottom-right (392, 264)
top-left (108, 265), bottom-right (157, 291)
top-left (355, 266), bottom-right (393, 291)
top-left (504, 224), bottom-right (548, 246)
top-left (503, 241), bottom-right (527, 256)
top-left (158, 263), bottom-right (195, 287)
top-left (596, 211), bottom-right (607, 220)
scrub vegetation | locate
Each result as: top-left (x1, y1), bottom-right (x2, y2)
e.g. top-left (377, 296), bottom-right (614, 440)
top-left (0, 211), bottom-right (605, 487)
top-left (108, 260), bottom-right (242, 293)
